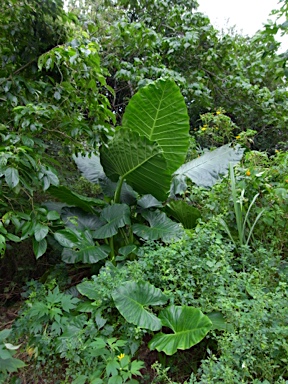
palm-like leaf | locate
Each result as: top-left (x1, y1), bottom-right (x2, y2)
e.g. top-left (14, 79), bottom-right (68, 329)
top-left (148, 305), bottom-right (212, 355)
top-left (112, 281), bottom-right (168, 331)
top-left (122, 78), bottom-right (190, 174)
top-left (101, 130), bottom-right (170, 201)
top-left (171, 144), bottom-right (244, 195)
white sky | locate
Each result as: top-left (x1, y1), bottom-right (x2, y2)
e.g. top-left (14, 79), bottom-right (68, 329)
top-left (198, 0), bottom-right (288, 51)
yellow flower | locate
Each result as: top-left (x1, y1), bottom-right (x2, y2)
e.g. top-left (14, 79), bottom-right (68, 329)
top-left (216, 111), bottom-right (221, 115)
top-left (118, 353), bottom-right (125, 360)
top-left (235, 135), bottom-right (241, 139)
top-left (246, 170), bottom-right (251, 176)
top-left (201, 127), bottom-right (207, 131)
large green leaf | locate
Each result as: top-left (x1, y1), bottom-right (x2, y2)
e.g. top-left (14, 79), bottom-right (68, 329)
top-left (61, 207), bottom-right (104, 231)
top-left (166, 200), bottom-right (201, 229)
top-left (73, 154), bottom-right (138, 203)
top-left (122, 78), bottom-right (190, 174)
top-left (171, 144), bottom-right (245, 195)
top-left (112, 281), bottom-right (168, 331)
top-left (48, 185), bottom-right (106, 213)
top-left (93, 204), bottom-right (131, 239)
top-left (132, 210), bottom-right (184, 243)
top-left (148, 306), bottom-right (212, 355)
top-left (101, 130), bottom-right (171, 201)
top-left (54, 228), bottom-right (110, 263)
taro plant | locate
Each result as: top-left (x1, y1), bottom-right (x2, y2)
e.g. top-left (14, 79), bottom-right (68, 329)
top-left (50, 78), bottom-right (244, 265)
top-left (78, 279), bottom-right (230, 356)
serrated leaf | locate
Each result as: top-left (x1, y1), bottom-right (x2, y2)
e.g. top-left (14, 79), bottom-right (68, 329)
top-left (112, 281), bottom-right (168, 331)
top-left (148, 305), bottom-right (212, 355)
top-left (0, 356), bottom-right (26, 372)
top-left (133, 210), bottom-right (184, 243)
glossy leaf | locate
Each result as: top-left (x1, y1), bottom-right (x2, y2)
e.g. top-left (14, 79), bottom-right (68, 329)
top-left (4, 167), bottom-right (19, 189)
top-left (132, 210), bottom-right (184, 243)
top-left (149, 305), bottom-right (212, 355)
top-left (122, 78), bottom-right (190, 174)
top-left (32, 238), bottom-right (47, 259)
top-left (101, 130), bottom-right (170, 201)
top-left (112, 281), bottom-right (168, 331)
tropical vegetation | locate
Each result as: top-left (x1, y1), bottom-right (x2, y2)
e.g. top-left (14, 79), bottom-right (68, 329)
top-left (0, 0), bottom-right (287, 383)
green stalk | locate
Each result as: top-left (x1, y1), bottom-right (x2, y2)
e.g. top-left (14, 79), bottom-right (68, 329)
top-left (114, 176), bottom-right (125, 204)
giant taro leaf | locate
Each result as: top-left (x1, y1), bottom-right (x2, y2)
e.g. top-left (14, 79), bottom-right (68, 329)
top-left (166, 200), bottom-right (201, 229)
top-left (73, 154), bottom-right (138, 203)
top-left (48, 185), bottom-right (106, 213)
top-left (148, 305), bottom-right (212, 355)
top-left (171, 144), bottom-right (245, 195)
top-left (93, 203), bottom-right (131, 239)
top-left (122, 78), bottom-right (190, 175)
top-left (61, 207), bottom-right (104, 231)
top-left (132, 210), bottom-right (184, 243)
top-left (55, 228), bottom-right (110, 264)
top-left (112, 281), bottom-right (168, 331)
top-left (101, 130), bottom-right (171, 201)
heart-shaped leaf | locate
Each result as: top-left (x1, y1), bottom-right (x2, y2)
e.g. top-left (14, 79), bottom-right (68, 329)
top-left (93, 204), bottom-right (131, 239)
top-left (101, 130), bottom-right (170, 201)
top-left (166, 200), bottom-right (201, 229)
top-left (112, 281), bottom-right (168, 331)
top-left (133, 210), bottom-right (184, 243)
top-left (122, 78), bottom-right (190, 175)
top-left (149, 305), bottom-right (212, 355)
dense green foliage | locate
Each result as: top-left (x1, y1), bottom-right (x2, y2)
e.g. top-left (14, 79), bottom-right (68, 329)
top-left (0, 0), bottom-right (287, 383)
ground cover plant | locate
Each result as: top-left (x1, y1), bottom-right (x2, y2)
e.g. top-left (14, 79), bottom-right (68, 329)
top-left (0, 0), bottom-right (287, 383)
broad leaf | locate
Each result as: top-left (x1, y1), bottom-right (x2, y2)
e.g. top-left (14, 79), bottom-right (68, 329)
top-left (122, 78), bottom-right (190, 174)
top-left (4, 167), bottom-right (19, 189)
top-left (137, 194), bottom-right (163, 209)
top-left (32, 238), bottom-right (47, 259)
top-left (48, 185), bottom-right (106, 213)
top-left (171, 144), bottom-right (244, 194)
top-left (73, 154), bottom-right (138, 203)
top-left (34, 223), bottom-right (49, 241)
top-left (77, 280), bottom-right (101, 301)
top-left (112, 281), bottom-right (168, 331)
top-left (61, 207), bottom-right (104, 231)
top-left (62, 244), bottom-right (110, 264)
top-left (207, 312), bottom-right (234, 332)
top-left (93, 204), bottom-right (131, 239)
top-left (166, 200), bottom-right (201, 229)
top-left (133, 210), bottom-right (184, 243)
top-left (149, 305), bottom-right (212, 355)
top-left (101, 130), bottom-right (170, 201)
